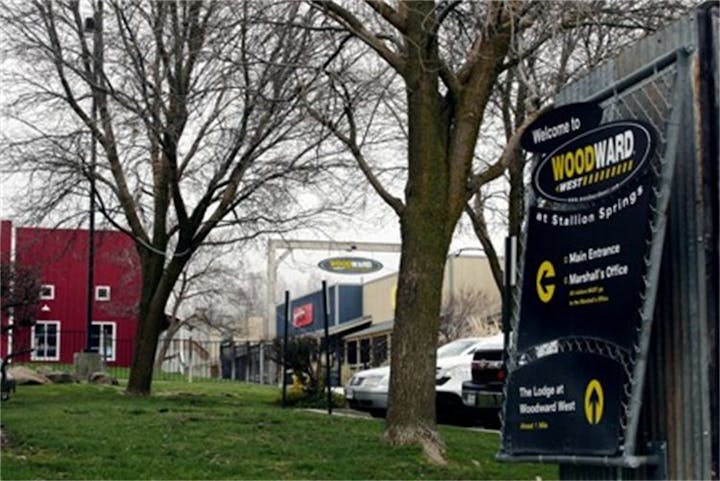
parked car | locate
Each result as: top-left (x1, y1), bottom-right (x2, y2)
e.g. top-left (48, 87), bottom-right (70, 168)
top-left (461, 338), bottom-right (558, 427)
top-left (460, 347), bottom-right (506, 427)
top-left (345, 334), bottom-right (504, 424)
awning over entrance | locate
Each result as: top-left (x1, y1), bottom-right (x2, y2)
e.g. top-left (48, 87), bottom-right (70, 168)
top-left (310, 316), bottom-right (372, 338)
top-left (342, 319), bottom-right (394, 341)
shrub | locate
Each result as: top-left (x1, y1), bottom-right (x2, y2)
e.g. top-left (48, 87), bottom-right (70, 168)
top-left (278, 388), bottom-right (346, 409)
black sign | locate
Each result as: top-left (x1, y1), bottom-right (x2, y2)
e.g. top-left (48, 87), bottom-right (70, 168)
top-left (532, 120), bottom-right (655, 203)
top-left (318, 257), bottom-right (383, 275)
top-left (503, 352), bottom-right (625, 455)
top-left (521, 102), bottom-right (602, 153)
top-left (517, 184), bottom-right (651, 351)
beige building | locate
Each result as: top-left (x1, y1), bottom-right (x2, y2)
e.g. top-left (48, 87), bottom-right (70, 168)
top-left (362, 255), bottom-right (501, 324)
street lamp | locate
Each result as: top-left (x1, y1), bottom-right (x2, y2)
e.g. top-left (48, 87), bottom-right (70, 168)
top-left (84, 14), bottom-right (98, 353)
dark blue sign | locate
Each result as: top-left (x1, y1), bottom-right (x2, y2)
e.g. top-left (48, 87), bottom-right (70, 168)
top-left (503, 352), bottom-right (626, 456)
top-left (517, 184), bottom-right (651, 351)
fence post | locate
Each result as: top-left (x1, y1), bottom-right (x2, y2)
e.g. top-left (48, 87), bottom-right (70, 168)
top-left (322, 280), bottom-right (332, 415)
top-left (188, 334), bottom-right (193, 383)
top-left (282, 290), bottom-right (290, 408)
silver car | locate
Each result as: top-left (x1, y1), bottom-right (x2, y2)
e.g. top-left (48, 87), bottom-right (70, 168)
top-left (345, 336), bottom-right (498, 419)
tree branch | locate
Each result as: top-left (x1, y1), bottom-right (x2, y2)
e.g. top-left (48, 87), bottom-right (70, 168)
top-left (365, 0), bottom-right (406, 33)
top-left (466, 105), bottom-right (548, 199)
top-left (464, 203), bottom-right (504, 295)
top-left (302, 88), bottom-right (405, 217)
top-left (311, 1), bottom-right (406, 74)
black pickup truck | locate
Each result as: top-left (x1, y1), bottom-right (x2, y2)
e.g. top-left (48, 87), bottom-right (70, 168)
top-left (460, 348), bottom-right (505, 427)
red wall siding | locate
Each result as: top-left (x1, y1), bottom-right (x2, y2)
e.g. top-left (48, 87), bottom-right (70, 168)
top-left (3, 225), bottom-right (140, 366)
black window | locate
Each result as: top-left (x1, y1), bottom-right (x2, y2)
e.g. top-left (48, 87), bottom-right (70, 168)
top-left (371, 335), bottom-right (388, 366)
top-left (33, 321), bottom-right (59, 360)
top-left (89, 323), bottom-right (116, 361)
top-left (347, 340), bottom-right (357, 365)
top-left (39, 284), bottom-right (55, 300)
top-left (95, 286), bottom-right (111, 301)
top-left (360, 339), bottom-right (370, 365)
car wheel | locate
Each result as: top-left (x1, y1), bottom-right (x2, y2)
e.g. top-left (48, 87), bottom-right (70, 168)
top-left (369, 409), bottom-right (386, 418)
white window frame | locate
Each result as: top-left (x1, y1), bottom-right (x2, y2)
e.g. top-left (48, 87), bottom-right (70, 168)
top-left (39, 284), bottom-right (55, 300)
top-left (90, 321), bottom-right (117, 362)
top-left (95, 285), bottom-right (111, 301)
top-left (31, 321), bottom-right (61, 361)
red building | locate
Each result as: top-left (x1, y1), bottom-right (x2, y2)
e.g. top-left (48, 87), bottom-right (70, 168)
top-left (1, 220), bottom-right (141, 366)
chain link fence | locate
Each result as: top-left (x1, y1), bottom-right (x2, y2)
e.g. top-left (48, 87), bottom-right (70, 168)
top-left (5, 330), bottom-right (276, 384)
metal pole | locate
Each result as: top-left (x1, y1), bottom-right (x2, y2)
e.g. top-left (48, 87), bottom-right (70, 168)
top-left (258, 340), bottom-right (264, 384)
top-left (245, 340), bottom-right (250, 381)
top-left (84, 12), bottom-right (99, 353)
top-left (230, 343), bottom-right (236, 381)
top-left (337, 337), bottom-right (343, 388)
top-left (281, 290), bottom-right (290, 408)
top-left (188, 333), bottom-right (193, 383)
top-left (502, 236), bottom-right (517, 361)
top-left (322, 280), bottom-right (332, 415)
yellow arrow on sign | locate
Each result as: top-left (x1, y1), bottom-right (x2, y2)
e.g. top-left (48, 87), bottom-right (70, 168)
top-left (536, 260), bottom-right (556, 303)
top-left (584, 379), bottom-right (604, 425)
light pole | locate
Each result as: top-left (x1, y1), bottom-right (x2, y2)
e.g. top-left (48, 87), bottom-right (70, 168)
top-left (74, 8), bottom-right (105, 381)
top-left (84, 13), bottom-right (98, 353)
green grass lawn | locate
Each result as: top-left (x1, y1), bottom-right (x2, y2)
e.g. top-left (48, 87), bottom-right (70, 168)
top-left (0, 381), bottom-right (557, 480)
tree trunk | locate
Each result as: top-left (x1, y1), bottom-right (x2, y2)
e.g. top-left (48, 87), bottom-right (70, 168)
top-left (126, 300), bottom-right (165, 395)
top-left (384, 209), bottom-right (451, 463)
top-left (383, 6), bottom-right (452, 461)
top-left (126, 250), bottom-right (184, 395)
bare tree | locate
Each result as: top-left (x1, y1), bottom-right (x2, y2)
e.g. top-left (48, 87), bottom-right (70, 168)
top-left (0, 1), bottom-right (346, 394)
top-left (306, 0), bottom-right (692, 461)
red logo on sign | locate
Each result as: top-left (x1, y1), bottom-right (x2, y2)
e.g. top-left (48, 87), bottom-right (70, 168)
top-left (292, 304), bottom-right (313, 328)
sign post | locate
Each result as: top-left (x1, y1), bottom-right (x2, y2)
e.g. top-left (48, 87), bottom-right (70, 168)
top-left (322, 280), bottom-right (332, 415)
top-left (281, 290), bottom-right (290, 409)
top-left (502, 236), bottom-right (516, 364)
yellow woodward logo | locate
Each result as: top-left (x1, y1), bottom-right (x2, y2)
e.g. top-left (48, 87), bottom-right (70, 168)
top-left (550, 130), bottom-right (635, 193)
top-left (533, 120), bottom-right (655, 203)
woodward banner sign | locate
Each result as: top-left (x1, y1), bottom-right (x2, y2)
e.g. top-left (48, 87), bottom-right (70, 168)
top-left (318, 257), bottom-right (383, 275)
top-left (502, 103), bottom-right (659, 457)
